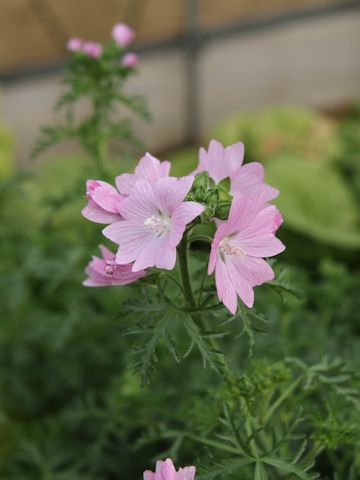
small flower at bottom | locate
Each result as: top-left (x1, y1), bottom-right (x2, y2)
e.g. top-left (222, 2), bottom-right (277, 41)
top-left (103, 176), bottom-right (204, 272)
top-left (144, 458), bottom-right (196, 480)
top-left (208, 193), bottom-right (285, 313)
top-left (83, 245), bottom-right (146, 287)
top-left (82, 179), bottom-right (124, 224)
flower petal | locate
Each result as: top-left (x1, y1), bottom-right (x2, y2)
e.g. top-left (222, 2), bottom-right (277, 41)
top-left (231, 162), bottom-right (278, 201)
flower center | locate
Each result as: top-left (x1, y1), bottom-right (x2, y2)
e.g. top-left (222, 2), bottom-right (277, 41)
top-left (144, 215), bottom-right (169, 234)
top-left (219, 239), bottom-right (245, 259)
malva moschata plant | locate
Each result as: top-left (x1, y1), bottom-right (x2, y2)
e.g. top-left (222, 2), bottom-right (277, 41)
top-left (32, 22), bottom-right (150, 175)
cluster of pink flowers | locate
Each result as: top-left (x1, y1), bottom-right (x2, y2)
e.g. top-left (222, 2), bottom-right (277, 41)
top-left (82, 140), bottom-right (285, 314)
top-left (67, 22), bottom-right (138, 67)
top-left (144, 458), bottom-right (196, 480)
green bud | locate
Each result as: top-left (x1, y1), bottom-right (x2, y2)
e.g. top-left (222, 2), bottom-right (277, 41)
top-left (193, 171), bottom-right (210, 190)
top-left (215, 201), bottom-right (231, 220)
top-left (204, 188), bottom-right (219, 204)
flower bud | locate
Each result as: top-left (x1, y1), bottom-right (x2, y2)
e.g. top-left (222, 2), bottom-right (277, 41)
top-left (112, 23), bottom-right (135, 47)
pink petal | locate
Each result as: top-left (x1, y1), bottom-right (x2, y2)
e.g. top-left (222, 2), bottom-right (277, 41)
top-left (230, 162), bottom-right (278, 201)
top-left (230, 255), bottom-right (274, 287)
top-left (99, 244), bottom-right (115, 262)
top-left (169, 202), bottom-right (204, 247)
top-left (177, 467), bottom-right (196, 480)
top-left (131, 234), bottom-right (176, 272)
top-left (115, 173), bottom-right (136, 195)
top-left (222, 258), bottom-right (254, 308)
top-left (156, 459), bottom-right (177, 480)
top-left (237, 234), bottom-right (285, 258)
top-left (224, 141), bottom-right (245, 174)
top-left (154, 176), bottom-right (194, 214)
top-left (135, 153), bottom-right (171, 182)
top-left (143, 472), bottom-right (156, 480)
top-left (103, 221), bottom-right (152, 264)
top-left (117, 180), bottom-right (156, 221)
top-left (215, 259), bottom-right (238, 314)
top-left (115, 153), bottom-right (170, 195)
top-left (92, 184), bottom-right (124, 213)
top-left (227, 193), bottom-right (267, 229)
top-left (82, 200), bottom-right (121, 224)
top-left (207, 241), bottom-right (218, 275)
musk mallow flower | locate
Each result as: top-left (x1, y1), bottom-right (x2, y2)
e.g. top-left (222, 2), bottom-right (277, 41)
top-left (82, 179), bottom-right (124, 224)
top-left (112, 22), bottom-right (135, 47)
top-left (103, 176), bottom-right (204, 272)
top-left (144, 458), bottom-right (196, 480)
top-left (208, 193), bottom-right (285, 314)
top-left (116, 152), bottom-right (171, 195)
top-left (195, 139), bottom-right (278, 202)
top-left (121, 52), bottom-right (139, 68)
top-left (83, 245), bottom-right (146, 287)
top-left (83, 41), bottom-right (102, 58)
top-left (67, 37), bottom-right (84, 52)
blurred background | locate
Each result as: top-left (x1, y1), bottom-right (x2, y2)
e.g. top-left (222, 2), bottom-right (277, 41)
top-left (1, 0), bottom-right (360, 161)
top-left (0, 1), bottom-right (360, 479)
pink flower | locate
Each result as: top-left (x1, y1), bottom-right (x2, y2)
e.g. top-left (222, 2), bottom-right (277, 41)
top-left (144, 458), bottom-right (196, 480)
top-left (83, 41), bottom-right (102, 58)
top-left (103, 176), bottom-right (204, 272)
top-left (112, 22), bottom-right (135, 47)
top-left (122, 52), bottom-right (139, 67)
top-left (195, 140), bottom-right (278, 202)
top-left (83, 245), bottom-right (146, 287)
top-left (67, 37), bottom-right (83, 52)
top-left (208, 193), bottom-right (285, 313)
top-left (116, 153), bottom-right (171, 195)
top-left (82, 179), bottom-right (124, 224)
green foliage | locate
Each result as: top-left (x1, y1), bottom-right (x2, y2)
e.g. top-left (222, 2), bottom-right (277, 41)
top-left (211, 105), bottom-right (341, 165)
top-left (0, 117), bottom-right (14, 179)
top-left (1, 104), bottom-right (360, 479)
top-left (266, 157), bottom-right (360, 249)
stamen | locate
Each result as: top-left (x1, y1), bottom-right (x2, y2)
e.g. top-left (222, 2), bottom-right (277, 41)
top-left (219, 240), bottom-right (245, 259)
top-left (144, 215), bottom-right (169, 234)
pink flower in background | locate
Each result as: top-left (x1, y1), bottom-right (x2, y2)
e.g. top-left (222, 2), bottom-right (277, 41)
top-left (83, 245), bottom-right (146, 287)
top-left (122, 52), bottom-right (139, 67)
top-left (82, 179), bottom-right (124, 224)
top-left (67, 37), bottom-right (84, 52)
top-left (144, 458), bottom-right (196, 480)
top-left (103, 176), bottom-right (204, 272)
top-left (195, 140), bottom-right (278, 202)
top-left (83, 41), bottom-right (103, 58)
top-left (208, 193), bottom-right (285, 314)
top-left (112, 22), bottom-right (135, 46)
top-left (116, 153), bottom-right (171, 195)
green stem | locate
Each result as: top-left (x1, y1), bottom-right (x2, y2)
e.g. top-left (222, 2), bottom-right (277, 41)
top-left (164, 430), bottom-right (243, 456)
top-left (178, 231), bottom-right (232, 380)
top-left (263, 376), bottom-right (303, 424)
top-left (178, 231), bottom-right (196, 308)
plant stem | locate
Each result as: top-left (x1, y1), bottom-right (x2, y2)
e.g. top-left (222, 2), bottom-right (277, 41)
top-left (178, 231), bottom-right (196, 308)
top-left (263, 375), bottom-right (303, 424)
